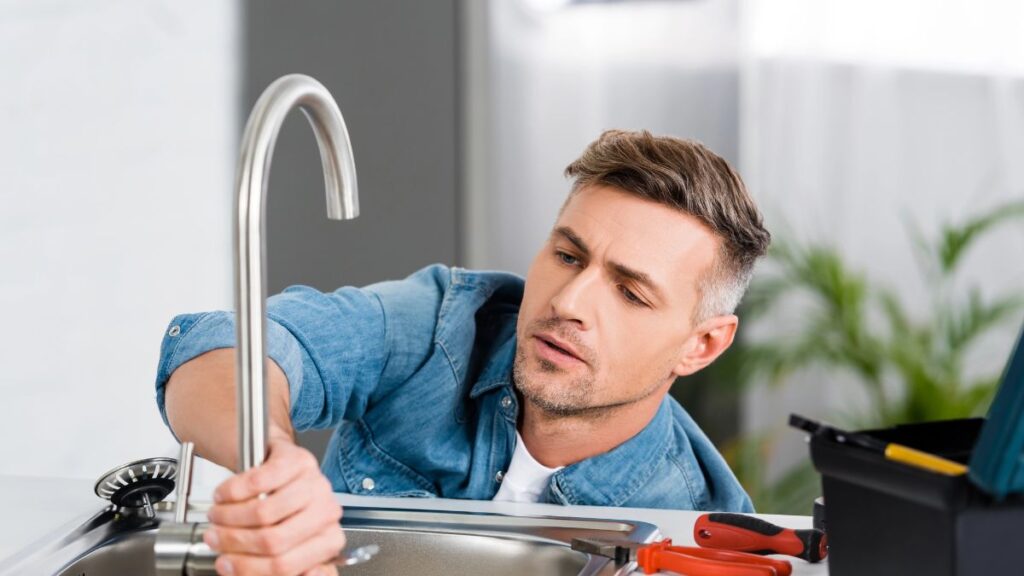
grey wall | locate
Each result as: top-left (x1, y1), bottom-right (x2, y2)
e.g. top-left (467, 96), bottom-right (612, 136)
top-left (244, 1), bottom-right (460, 456)
top-left (246, 0), bottom-right (460, 292)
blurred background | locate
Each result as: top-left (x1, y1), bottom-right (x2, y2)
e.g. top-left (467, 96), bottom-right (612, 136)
top-left (2, 0), bottom-right (1023, 514)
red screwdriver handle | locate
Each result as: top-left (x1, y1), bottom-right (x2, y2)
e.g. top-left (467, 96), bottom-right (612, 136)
top-left (694, 513), bottom-right (828, 563)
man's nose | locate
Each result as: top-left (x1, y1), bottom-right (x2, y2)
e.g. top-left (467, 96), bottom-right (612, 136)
top-left (550, 268), bottom-right (598, 330)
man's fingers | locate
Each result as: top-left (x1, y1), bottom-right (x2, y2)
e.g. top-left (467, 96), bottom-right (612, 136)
top-left (214, 525), bottom-right (347, 576)
top-left (204, 441), bottom-right (341, 575)
top-left (205, 485), bottom-right (341, 554)
top-left (207, 469), bottom-right (325, 528)
top-left (215, 441), bottom-right (317, 503)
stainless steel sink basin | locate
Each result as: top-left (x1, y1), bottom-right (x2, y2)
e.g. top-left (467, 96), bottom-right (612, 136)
top-left (2, 504), bottom-right (659, 575)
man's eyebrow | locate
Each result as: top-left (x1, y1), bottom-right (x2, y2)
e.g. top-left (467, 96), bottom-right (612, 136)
top-left (609, 262), bottom-right (665, 302)
top-left (553, 226), bottom-right (590, 256)
top-left (553, 226), bottom-right (665, 302)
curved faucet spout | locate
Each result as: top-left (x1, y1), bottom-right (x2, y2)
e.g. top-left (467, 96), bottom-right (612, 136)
top-left (234, 74), bottom-right (359, 471)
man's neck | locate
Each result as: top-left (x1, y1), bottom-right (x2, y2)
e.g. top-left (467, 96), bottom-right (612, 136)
top-left (517, 387), bottom-right (669, 469)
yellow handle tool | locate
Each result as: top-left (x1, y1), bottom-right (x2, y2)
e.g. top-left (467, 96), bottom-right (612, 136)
top-left (791, 413), bottom-right (970, 477)
top-left (884, 443), bottom-right (968, 476)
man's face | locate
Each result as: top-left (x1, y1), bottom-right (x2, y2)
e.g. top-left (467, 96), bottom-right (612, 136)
top-left (514, 185), bottom-right (725, 417)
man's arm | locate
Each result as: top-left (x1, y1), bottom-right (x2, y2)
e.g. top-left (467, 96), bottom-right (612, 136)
top-left (164, 348), bottom-right (293, 472)
top-left (156, 266), bottom-right (452, 444)
top-left (154, 265), bottom-right (452, 576)
top-left (164, 349), bottom-right (344, 576)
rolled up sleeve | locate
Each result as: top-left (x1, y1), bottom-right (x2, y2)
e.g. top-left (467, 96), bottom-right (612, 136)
top-left (153, 264), bottom-right (452, 438)
top-left (153, 311), bottom-right (306, 435)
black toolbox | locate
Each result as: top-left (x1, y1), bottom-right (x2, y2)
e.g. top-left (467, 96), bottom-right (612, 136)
top-left (810, 417), bottom-right (1024, 576)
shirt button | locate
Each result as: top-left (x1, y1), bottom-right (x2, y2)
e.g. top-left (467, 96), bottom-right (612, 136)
top-left (495, 471), bottom-right (504, 483)
top-left (362, 477), bottom-right (375, 491)
top-left (501, 395), bottom-right (512, 409)
top-left (168, 325), bottom-right (181, 337)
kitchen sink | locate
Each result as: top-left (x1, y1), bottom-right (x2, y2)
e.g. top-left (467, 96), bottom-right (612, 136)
top-left (2, 503), bottom-right (659, 575)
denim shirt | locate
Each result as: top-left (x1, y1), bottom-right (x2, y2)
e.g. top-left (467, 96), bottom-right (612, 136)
top-left (154, 264), bottom-right (753, 512)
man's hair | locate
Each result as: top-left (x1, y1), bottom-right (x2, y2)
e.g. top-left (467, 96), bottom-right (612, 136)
top-left (564, 129), bottom-right (771, 324)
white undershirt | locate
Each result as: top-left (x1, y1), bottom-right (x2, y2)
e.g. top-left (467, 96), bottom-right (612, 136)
top-left (492, 431), bottom-right (564, 503)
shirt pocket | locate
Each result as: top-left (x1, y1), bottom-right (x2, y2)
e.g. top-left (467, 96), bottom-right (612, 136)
top-left (330, 420), bottom-right (438, 497)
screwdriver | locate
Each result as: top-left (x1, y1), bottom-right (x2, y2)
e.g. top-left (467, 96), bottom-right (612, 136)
top-left (694, 513), bottom-right (828, 563)
top-left (789, 413), bottom-right (968, 476)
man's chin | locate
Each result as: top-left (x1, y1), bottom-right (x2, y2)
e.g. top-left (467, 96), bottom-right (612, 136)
top-left (513, 376), bottom-right (591, 416)
top-left (513, 348), bottom-right (595, 415)
top-left (520, 390), bottom-right (586, 417)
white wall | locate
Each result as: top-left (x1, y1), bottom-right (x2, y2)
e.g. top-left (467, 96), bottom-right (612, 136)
top-left (0, 0), bottom-right (238, 481)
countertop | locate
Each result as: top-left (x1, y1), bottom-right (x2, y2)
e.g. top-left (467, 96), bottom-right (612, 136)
top-left (0, 475), bottom-right (828, 575)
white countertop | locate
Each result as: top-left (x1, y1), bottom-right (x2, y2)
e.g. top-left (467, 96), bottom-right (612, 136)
top-left (0, 475), bottom-right (828, 575)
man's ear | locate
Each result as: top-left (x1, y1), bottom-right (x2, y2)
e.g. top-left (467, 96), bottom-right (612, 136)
top-left (672, 314), bottom-right (738, 378)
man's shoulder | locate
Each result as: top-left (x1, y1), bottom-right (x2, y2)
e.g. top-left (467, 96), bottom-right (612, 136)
top-left (367, 263), bottom-right (523, 298)
top-left (365, 264), bottom-right (524, 319)
top-left (359, 264), bottom-right (521, 372)
top-left (448, 265), bottom-right (524, 290)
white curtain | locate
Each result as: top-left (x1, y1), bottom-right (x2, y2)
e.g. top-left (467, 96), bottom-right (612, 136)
top-left (740, 0), bottom-right (1024, 469)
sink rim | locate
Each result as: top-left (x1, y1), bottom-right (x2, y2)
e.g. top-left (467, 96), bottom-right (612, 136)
top-left (1, 502), bottom-right (660, 576)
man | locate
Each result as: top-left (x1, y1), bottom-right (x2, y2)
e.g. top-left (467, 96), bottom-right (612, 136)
top-left (157, 129), bottom-right (771, 575)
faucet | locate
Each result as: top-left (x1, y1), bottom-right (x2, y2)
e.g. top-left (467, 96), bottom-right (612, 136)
top-left (234, 73), bottom-right (359, 471)
top-left (155, 73), bottom-right (359, 576)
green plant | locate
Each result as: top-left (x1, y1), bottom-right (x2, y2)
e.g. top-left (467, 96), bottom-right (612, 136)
top-left (726, 200), bottom-right (1024, 512)
top-left (744, 200), bottom-right (1024, 425)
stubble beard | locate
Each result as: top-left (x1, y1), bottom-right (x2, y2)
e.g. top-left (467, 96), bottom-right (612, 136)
top-left (512, 341), bottom-right (675, 421)
top-left (512, 343), bottom-right (599, 418)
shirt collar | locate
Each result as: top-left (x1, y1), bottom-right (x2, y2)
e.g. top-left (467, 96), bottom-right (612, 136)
top-left (469, 335), bottom-right (517, 399)
top-left (547, 398), bottom-right (674, 507)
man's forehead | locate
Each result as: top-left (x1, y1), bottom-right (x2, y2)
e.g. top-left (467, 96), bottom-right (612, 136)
top-left (552, 187), bottom-right (719, 298)
top-left (556, 187), bottom-right (718, 261)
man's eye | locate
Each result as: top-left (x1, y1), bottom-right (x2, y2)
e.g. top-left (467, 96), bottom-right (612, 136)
top-left (619, 285), bottom-right (645, 306)
top-left (556, 251), bottom-right (579, 266)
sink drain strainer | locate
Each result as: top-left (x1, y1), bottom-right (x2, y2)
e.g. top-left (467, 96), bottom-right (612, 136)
top-left (94, 457), bottom-right (178, 515)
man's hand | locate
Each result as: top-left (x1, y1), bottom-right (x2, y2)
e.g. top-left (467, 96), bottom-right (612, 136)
top-left (203, 439), bottom-right (345, 576)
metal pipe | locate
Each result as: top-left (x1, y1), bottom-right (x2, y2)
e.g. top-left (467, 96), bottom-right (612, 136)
top-left (173, 442), bottom-right (195, 523)
top-left (234, 74), bottom-right (359, 471)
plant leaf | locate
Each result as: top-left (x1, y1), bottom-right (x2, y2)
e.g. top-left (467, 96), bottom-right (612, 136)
top-left (937, 201), bottom-right (1024, 275)
top-left (947, 289), bottom-right (1024, 353)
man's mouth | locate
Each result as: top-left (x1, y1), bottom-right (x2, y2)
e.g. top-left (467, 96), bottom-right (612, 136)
top-left (533, 333), bottom-right (586, 366)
